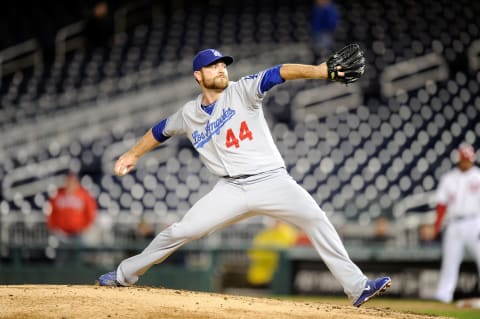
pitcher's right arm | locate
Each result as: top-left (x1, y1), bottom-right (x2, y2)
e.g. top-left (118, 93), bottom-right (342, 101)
top-left (114, 128), bottom-right (161, 176)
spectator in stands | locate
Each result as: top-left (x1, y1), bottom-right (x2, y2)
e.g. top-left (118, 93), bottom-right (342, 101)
top-left (295, 229), bottom-right (313, 246)
top-left (371, 217), bottom-right (395, 246)
top-left (84, 1), bottom-right (114, 49)
top-left (431, 144), bottom-right (480, 303)
top-left (311, 0), bottom-right (339, 60)
top-left (247, 220), bottom-right (298, 288)
top-left (46, 172), bottom-right (97, 265)
top-left (418, 224), bottom-right (437, 247)
top-left (136, 218), bottom-right (156, 241)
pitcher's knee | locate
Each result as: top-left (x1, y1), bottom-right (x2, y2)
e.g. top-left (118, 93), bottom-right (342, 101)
top-left (301, 207), bottom-right (327, 222)
top-left (169, 222), bottom-right (204, 241)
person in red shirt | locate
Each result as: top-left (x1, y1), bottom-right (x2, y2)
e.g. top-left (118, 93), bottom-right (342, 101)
top-left (46, 172), bottom-right (97, 265)
top-left (47, 172), bottom-right (97, 235)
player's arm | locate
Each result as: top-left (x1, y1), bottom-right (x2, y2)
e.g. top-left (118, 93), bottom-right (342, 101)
top-left (432, 176), bottom-right (449, 238)
top-left (256, 63), bottom-right (333, 97)
top-left (114, 128), bottom-right (162, 176)
top-left (281, 43), bottom-right (366, 83)
top-left (115, 109), bottom-right (184, 176)
top-left (256, 64), bottom-right (329, 96)
top-left (433, 203), bottom-right (447, 237)
top-left (279, 63), bottom-right (329, 81)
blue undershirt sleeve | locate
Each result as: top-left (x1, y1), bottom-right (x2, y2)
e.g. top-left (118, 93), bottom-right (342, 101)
top-left (151, 118), bottom-right (171, 142)
top-left (259, 64), bottom-right (285, 94)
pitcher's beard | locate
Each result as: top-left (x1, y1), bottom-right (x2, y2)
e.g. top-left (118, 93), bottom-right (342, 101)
top-left (204, 77), bottom-right (229, 90)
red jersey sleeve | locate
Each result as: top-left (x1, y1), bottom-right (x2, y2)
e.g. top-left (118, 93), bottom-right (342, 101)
top-left (434, 203), bottom-right (447, 237)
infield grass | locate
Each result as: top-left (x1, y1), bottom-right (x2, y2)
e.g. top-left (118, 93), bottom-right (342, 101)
top-left (279, 296), bottom-right (480, 319)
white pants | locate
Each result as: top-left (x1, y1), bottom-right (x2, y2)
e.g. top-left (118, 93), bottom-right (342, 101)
top-left (116, 168), bottom-right (367, 300)
top-left (435, 215), bottom-right (480, 302)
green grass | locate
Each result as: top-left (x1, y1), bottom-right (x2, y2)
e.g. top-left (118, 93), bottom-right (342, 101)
top-left (376, 298), bottom-right (480, 319)
top-left (278, 295), bottom-right (480, 319)
top-left (429, 311), bottom-right (480, 319)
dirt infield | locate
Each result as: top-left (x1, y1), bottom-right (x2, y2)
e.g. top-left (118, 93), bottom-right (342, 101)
top-left (0, 285), bottom-right (445, 319)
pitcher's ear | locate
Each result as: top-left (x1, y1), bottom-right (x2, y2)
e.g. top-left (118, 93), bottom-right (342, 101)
top-left (193, 70), bottom-right (202, 82)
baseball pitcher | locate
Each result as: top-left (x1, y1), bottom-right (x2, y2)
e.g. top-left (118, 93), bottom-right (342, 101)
top-left (98, 45), bottom-right (391, 307)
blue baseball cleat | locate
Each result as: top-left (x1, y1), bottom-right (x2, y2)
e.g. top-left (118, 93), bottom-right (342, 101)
top-left (353, 276), bottom-right (391, 307)
top-left (97, 271), bottom-right (124, 287)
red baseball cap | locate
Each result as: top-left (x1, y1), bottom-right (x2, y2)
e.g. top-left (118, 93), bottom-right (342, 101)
top-left (458, 144), bottom-right (476, 162)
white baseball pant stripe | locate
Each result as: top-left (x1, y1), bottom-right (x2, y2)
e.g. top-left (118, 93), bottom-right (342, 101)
top-left (116, 168), bottom-right (367, 300)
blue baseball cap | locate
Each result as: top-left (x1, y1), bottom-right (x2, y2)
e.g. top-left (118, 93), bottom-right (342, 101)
top-left (192, 49), bottom-right (234, 71)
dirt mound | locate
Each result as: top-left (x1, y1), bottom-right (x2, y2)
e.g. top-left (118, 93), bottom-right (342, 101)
top-left (0, 285), bottom-right (441, 319)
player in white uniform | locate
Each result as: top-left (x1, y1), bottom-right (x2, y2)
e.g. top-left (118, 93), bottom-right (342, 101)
top-left (98, 48), bottom-right (391, 307)
top-left (433, 144), bottom-right (480, 303)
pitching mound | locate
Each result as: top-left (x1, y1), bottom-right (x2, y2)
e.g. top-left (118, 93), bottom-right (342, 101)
top-left (1, 285), bottom-right (442, 319)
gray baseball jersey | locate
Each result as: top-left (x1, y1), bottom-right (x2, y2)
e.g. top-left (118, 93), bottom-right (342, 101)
top-left (161, 70), bottom-right (284, 177)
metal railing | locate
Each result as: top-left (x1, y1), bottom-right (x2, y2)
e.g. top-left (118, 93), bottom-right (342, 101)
top-left (380, 53), bottom-right (448, 97)
top-left (55, 20), bottom-right (86, 64)
top-left (392, 191), bottom-right (436, 246)
top-left (0, 38), bottom-right (42, 81)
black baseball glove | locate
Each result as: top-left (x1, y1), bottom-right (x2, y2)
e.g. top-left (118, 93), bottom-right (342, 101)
top-left (326, 43), bottom-right (366, 84)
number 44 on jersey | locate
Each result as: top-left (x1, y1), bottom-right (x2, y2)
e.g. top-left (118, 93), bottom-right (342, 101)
top-left (225, 121), bottom-right (253, 148)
